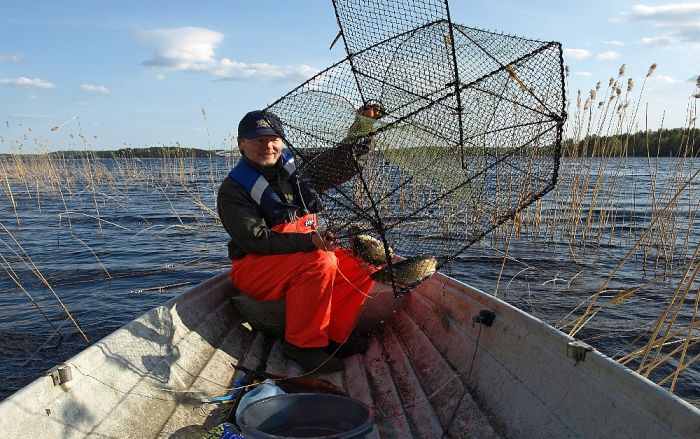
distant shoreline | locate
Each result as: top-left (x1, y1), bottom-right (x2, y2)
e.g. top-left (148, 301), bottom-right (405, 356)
top-left (1, 127), bottom-right (698, 158)
top-left (0, 147), bottom-right (238, 159)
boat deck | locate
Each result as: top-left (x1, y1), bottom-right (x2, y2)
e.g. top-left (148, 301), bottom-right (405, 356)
top-left (160, 284), bottom-right (503, 438)
top-left (3, 271), bottom-right (697, 438)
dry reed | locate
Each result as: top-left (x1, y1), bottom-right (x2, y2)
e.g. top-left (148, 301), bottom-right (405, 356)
top-left (482, 63), bottom-right (700, 403)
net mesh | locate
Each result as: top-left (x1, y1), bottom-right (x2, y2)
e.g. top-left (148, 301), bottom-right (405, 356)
top-left (267, 0), bottom-right (566, 296)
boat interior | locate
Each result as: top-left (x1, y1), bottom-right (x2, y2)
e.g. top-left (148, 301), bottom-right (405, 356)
top-left (1, 271), bottom-right (698, 438)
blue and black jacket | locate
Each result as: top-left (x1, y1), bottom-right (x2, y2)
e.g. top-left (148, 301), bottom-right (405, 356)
top-left (228, 151), bottom-right (320, 227)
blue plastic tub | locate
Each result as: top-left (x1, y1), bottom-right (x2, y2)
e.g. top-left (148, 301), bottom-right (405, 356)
top-left (237, 393), bottom-right (374, 438)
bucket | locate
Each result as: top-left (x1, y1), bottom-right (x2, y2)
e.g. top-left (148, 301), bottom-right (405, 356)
top-left (237, 393), bottom-right (374, 438)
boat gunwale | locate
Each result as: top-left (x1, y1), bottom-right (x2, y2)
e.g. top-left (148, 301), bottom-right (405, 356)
top-left (417, 272), bottom-right (700, 436)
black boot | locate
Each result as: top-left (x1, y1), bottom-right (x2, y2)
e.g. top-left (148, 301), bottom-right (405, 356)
top-left (282, 341), bottom-right (345, 373)
top-left (326, 337), bottom-right (370, 358)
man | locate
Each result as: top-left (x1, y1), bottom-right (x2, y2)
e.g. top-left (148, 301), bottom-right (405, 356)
top-left (217, 108), bottom-right (382, 373)
top-left (344, 99), bottom-right (385, 144)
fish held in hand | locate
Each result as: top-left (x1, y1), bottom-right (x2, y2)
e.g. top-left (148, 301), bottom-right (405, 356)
top-left (351, 234), bottom-right (393, 266)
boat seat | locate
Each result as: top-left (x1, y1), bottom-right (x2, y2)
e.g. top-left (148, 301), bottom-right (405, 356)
top-left (231, 292), bottom-right (286, 336)
top-left (230, 284), bottom-right (408, 337)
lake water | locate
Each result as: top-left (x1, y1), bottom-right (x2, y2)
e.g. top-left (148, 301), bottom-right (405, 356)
top-left (0, 156), bottom-right (698, 404)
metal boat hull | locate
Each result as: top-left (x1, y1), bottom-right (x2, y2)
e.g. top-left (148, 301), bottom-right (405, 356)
top-left (0, 271), bottom-right (698, 438)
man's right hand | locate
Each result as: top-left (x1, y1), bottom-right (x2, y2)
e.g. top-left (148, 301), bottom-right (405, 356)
top-left (312, 230), bottom-right (336, 251)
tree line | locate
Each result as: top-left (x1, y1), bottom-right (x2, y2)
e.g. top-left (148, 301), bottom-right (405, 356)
top-left (567, 128), bottom-right (700, 157)
top-left (101, 146), bottom-right (216, 158)
top-left (3, 128), bottom-right (698, 159)
top-left (0, 146), bottom-right (218, 159)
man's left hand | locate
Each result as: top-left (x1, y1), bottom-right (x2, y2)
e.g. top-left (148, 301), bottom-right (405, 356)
top-left (312, 230), bottom-right (336, 251)
top-left (352, 136), bottom-right (372, 156)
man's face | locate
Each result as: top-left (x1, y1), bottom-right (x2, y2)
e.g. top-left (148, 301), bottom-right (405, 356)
top-left (360, 105), bottom-right (383, 120)
top-left (238, 135), bottom-right (283, 166)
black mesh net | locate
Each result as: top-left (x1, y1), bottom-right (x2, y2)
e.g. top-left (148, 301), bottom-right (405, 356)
top-left (266, 0), bottom-right (566, 296)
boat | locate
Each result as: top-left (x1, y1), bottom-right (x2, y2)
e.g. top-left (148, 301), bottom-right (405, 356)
top-left (0, 270), bottom-right (698, 438)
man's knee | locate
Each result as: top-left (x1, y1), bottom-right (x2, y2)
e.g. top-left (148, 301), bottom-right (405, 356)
top-left (296, 249), bottom-right (338, 273)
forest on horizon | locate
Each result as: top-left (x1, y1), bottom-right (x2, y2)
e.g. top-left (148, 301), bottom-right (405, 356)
top-left (1, 127), bottom-right (698, 159)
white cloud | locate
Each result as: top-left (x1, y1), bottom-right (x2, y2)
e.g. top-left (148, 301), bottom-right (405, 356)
top-left (596, 51), bottom-right (621, 61)
top-left (7, 113), bottom-right (54, 120)
top-left (603, 40), bottom-right (625, 46)
top-left (655, 75), bottom-right (685, 85)
top-left (213, 59), bottom-right (319, 82)
top-left (140, 27), bottom-right (223, 68)
top-left (81, 84), bottom-right (110, 94)
top-left (564, 48), bottom-right (591, 59)
top-left (642, 34), bottom-right (684, 46)
top-left (138, 26), bottom-right (318, 82)
top-left (0, 53), bottom-right (24, 62)
top-left (574, 71), bottom-right (594, 77)
top-left (627, 4), bottom-right (700, 27)
top-left (618, 3), bottom-right (700, 46)
top-left (0, 77), bottom-right (55, 89)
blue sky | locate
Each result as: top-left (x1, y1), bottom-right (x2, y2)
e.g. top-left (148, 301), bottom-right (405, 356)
top-left (1, 1), bottom-right (698, 153)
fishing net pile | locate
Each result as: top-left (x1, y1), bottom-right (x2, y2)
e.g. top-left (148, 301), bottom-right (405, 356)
top-left (266, 0), bottom-right (566, 296)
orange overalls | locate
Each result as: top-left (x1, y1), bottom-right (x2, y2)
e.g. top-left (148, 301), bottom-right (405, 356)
top-left (230, 213), bottom-right (375, 348)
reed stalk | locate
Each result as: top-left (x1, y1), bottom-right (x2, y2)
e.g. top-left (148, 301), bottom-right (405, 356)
top-left (492, 219), bottom-right (516, 298)
top-left (617, 322), bottom-right (699, 364)
top-left (0, 252), bottom-right (62, 335)
top-left (0, 222), bottom-right (89, 342)
top-left (566, 165), bottom-right (700, 337)
top-left (0, 159), bottom-right (20, 226)
top-left (662, 348), bottom-right (700, 389)
top-left (638, 241), bottom-right (700, 377)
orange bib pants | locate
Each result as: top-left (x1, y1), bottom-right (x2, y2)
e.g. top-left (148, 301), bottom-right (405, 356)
top-left (230, 213), bottom-right (375, 348)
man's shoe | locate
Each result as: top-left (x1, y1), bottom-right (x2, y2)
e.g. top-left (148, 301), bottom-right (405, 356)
top-left (282, 341), bottom-right (345, 373)
top-left (326, 337), bottom-right (370, 358)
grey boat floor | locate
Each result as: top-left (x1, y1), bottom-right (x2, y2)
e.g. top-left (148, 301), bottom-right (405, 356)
top-left (162, 287), bottom-right (504, 439)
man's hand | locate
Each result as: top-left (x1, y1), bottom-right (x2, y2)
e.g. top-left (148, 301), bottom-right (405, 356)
top-left (312, 230), bottom-right (336, 251)
top-left (351, 136), bottom-right (372, 156)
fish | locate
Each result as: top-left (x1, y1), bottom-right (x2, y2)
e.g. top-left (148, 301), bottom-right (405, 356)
top-left (233, 364), bottom-right (346, 395)
top-left (370, 256), bottom-right (437, 286)
top-left (351, 234), bottom-right (393, 266)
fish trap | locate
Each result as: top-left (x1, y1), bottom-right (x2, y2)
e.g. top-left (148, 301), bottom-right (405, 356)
top-left (267, 0), bottom-right (566, 296)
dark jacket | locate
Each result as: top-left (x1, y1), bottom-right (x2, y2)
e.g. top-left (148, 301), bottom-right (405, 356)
top-left (217, 141), bottom-right (370, 259)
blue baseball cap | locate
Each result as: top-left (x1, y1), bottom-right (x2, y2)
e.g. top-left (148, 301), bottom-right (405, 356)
top-left (237, 110), bottom-right (284, 139)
